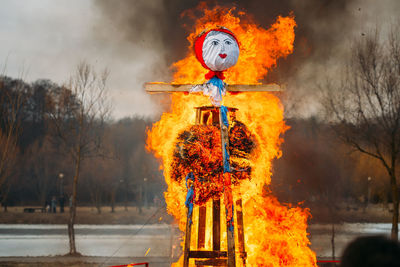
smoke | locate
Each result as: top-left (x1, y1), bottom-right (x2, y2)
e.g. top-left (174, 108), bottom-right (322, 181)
top-left (93, 0), bottom-right (400, 117)
top-left (1, 0), bottom-right (397, 118)
top-left (94, 0), bottom-right (353, 68)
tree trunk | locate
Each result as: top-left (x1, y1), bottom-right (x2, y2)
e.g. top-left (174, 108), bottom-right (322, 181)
top-left (96, 189), bottom-right (101, 214)
top-left (390, 173), bottom-right (399, 240)
top-left (2, 182), bottom-right (11, 213)
top-left (110, 189), bottom-right (115, 213)
top-left (331, 223), bottom-right (335, 260)
top-left (124, 182), bottom-right (128, 211)
top-left (39, 183), bottom-right (48, 209)
top-left (90, 189), bottom-right (101, 214)
top-left (68, 152), bottom-right (81, 255)
top-left (138, 185), bottom-right (143, 214)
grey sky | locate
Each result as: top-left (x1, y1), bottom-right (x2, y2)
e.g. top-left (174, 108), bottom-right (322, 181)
top-left (0, 0), bottom-right (167, 119)
top-left (1, 0), bottom-right (399, 119)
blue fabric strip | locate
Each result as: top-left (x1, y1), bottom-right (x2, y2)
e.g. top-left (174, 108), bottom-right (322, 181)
top-left (185, 172), bottom-right (195, 225)
top-left (220, 105), bottom-right (229, 128)
top-left (207, 76), bottom-right (225, 97)
top-left (227, 206), bottom-right (234, 232)
top-left (221, 105), bottom-right (231, 173)
top-left (224, 144), bottom-right (231, 173)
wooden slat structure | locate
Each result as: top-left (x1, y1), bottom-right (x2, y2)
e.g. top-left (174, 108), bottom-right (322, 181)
top-left (183, 106), bottom-right (247, 267)
top-left (147, 82), bottom-right (258, 266)
top-left (184, 198), bottom-right (245, 267)
top-left (145, 82), bottom-right (283, 93)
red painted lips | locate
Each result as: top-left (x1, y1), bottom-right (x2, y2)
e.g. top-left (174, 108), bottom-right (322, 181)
top-left (219, 53), bottom-right (227, 59)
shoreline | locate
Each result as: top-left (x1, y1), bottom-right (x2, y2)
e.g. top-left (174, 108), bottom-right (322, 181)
top-left (0, 204), bottom-right (393, 225)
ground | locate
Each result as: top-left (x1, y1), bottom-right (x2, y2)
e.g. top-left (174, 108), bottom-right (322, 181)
top-left (0, 204), bottom-right (394, 267)
top-left (0, 206), bottom-right (174, 225)
top-left (0, 256), bottom-right (171, 267)
top-left (308, 202), bottom-right (393, 224)
top-left (0, 203), bottom-right (392, 225)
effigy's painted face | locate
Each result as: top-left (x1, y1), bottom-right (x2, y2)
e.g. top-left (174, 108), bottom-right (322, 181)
top-left (202, 31), bottom-right (239, 72)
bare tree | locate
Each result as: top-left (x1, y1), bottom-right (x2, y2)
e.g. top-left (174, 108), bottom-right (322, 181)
top-left (322, 27), bottom-right (400, 240)
top-left (0, 77), bottom-right (26, 209)
top-left (48, 62), bottom-right (111, 255)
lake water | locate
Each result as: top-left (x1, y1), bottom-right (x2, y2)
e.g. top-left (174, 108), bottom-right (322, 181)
top-left (0, 223), bottom-right (393, 259)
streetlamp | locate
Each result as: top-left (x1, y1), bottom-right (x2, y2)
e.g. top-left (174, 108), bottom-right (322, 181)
top-left (59, 173), bottom-right (64, 213)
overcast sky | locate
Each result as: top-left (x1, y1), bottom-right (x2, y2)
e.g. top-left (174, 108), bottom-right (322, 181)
top-left (0, 0), bottom-right (169, 119)
top-left (1, 0), bottom-right (399, 119)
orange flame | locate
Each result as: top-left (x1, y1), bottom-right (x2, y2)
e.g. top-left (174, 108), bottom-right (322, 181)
top-left (146, 4), bottom-right (317, 267)
top-left (172, 4), bottom-right (296, 85)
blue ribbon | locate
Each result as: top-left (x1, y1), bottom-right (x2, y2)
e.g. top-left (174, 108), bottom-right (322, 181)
top-left (221, 105), bottom-right (231, 173)
top-left (224, 144), bottom-right (231, 173)
top-left (185, 172), bottom-right (195, 225)
top-left (207, 76), bottom-right (225, 98)
top-left (220, 105), bottom-right (229, 128)
top-left (222, 105), bottom-right (233, 231)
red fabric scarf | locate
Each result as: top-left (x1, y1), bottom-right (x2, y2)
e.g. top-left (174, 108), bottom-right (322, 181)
top-left (205, 70), bottom-right (225, 80)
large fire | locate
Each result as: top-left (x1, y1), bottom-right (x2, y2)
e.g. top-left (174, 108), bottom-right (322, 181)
top-left (146, 4), bottom-right (317, 267)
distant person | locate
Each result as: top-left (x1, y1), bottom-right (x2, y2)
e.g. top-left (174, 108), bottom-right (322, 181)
top-left (340, 235), bottom-right (400, 267)
top-left (51, 196), bottom-right (57, 213)
top-left (44, 199), bottom-right (50, 213)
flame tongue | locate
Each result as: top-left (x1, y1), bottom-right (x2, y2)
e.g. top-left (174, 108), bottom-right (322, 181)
top-left (146, 4), bottom-right (317, 267)
top-left (172, 5), bottom-right (297, 85)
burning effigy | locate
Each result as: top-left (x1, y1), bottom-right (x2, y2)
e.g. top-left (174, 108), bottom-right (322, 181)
top-left (146, 4), bottom-right (317, 267)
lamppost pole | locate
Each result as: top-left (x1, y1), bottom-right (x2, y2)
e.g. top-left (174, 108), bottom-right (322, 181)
top-left (59, 173), bottom-right (64, 213)
top-left (367, 176), bottom-right (372, 206)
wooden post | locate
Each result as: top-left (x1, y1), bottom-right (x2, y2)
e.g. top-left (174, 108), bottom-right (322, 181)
top-left (183, 206), bottom-right (194, 267)
top-left (195, 107), bottom-right (202, 124)
top-left (198, 205), bottom-right (207, 249)
top-left (213, 198), bottom-right (221, 251)
top-left (219, 108), bottom-right (236, 267)
top-left (236, 198), bottom-right (247, 266)
top-left (226, 220), bottom-right (236, 267)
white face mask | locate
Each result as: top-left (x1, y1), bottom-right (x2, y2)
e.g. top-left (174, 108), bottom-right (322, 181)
top-left (202, 31), bottom-right (239, 72)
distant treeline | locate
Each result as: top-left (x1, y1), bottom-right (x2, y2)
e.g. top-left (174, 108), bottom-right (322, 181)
top-left (0, 75), bottom-right (164, 212)
top-left (272, 117), bottom-right (394, 209)
top-left (0, 75), bottom-right (394, 213)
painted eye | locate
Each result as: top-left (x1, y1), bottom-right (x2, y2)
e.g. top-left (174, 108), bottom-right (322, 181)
top-left (211, 40), bottom-right (219, 46)
top-left (225, 40), bottom-right (232, 45)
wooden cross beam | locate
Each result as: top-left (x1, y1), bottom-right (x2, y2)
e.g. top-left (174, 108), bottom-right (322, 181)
top-left (145, 82), bottom-right (284, 93)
